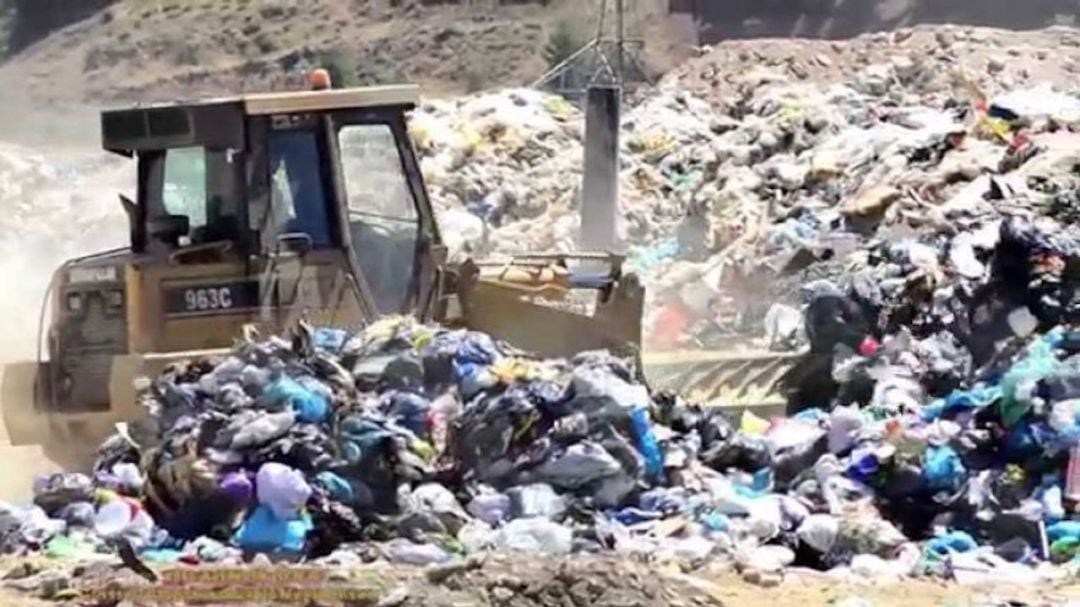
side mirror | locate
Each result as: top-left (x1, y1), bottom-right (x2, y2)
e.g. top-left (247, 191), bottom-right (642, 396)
top-left (276, 232), bottom-right (313, 257)
top-left (119, 194), bottom-right (137, 219)
top-left (120, 193), bottom-right (144, 252)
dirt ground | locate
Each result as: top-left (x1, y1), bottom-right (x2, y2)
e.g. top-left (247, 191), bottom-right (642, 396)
top-left (669, 25), bottom-right (1080, 105)
top-left (0, 553), bottom-right (1076, 607)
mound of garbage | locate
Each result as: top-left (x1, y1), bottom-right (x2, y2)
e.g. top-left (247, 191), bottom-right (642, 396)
top-left (408, 27), bottom-right (1080, 354)
top-left (3, 300), bottom-right (1077, 586)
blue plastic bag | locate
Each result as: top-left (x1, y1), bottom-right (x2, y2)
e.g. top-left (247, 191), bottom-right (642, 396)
top-left (1000, 336), bottom-right (1061, 427)
top-left (699, 512), bottom-right (730, 532)
top-left (235, 505), bottom-right (312, 553)
top-left (264, 376), bottom-right (330, 424)
top-left (312, 328), bottom-right (348, 353)
top-left (382, 391), bottom-right (431, 437)
top-left (630, 406), bottom-right (664, 481)
top-left (926, 530), bottom-right (978, 555)
top-left (943, 385), bottom-right (1002, 413)
top-left (315, 471), bottom-right (354, 503)
top-left (1047, 521), bottom-right (1080, 543)
top-left (922, 445), bottom-right (966, 491)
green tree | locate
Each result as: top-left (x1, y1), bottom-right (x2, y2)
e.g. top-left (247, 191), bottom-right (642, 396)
top-left (543, 19), bottom-right (585, 70)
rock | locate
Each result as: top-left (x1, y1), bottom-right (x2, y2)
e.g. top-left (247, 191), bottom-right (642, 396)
top-left (987, 58), bottom-right (1006, 73)
top-left (376, 586), bottom-right (410, 607)
top-left (742, 567), bottom-right (783, 587)
top-left (709, 115), bottom-right (740, 135)
top-left (425, 554), bottom-right (485, 584)
top-left (849, 554), bottom-right (895, 579)
top-left (3, 563), bottom-right (40, 581)
top-left (328, 570), bottom-right (350, 583)
top-left (492, 586), bottom-right (515, 603)
top-left (737, 545), bottom-right (795, 573)
top-left (842, 186), bottom-right (901, 218)
top-left (890, 56), bottom-right (918, 83)
top-left (856, 64), bottom-right (893, 95)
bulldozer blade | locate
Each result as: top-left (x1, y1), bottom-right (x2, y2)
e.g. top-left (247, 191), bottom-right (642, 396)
top-left (0, 350), bottom-right (229, 503)
top-left (641, 349), bottom-right (808, 419)
top-left (0, 360), bottom-right (75, 503)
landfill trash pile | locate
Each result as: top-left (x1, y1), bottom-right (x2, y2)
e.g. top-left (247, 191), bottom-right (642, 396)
top-left (407, 26), bottom-right (1080, 354)
top-left (1, 310), bottom-right (1076, 588)
top-left (411, 86), bottom-right (725, 265)
top-left (641, 25), bottom-right (1080, 352)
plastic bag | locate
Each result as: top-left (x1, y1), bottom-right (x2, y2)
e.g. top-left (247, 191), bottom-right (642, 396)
top-left (926, 530), bottom-right (977, 556)
top-left (406, 483), bottom-right (469, 522)
top-left (231, 410), bottom-right (296, 449)
top-left (458, 520), bottom-right (496, 553)
top-left (264, 376), bottom-right (331, 424)
top-left (493, 518), bottom-right (572, 555)
top-left (798, 514), bottom-right (839, 553)
top-left (506, 484), bottom-right (565, 520)
top-left (536, 441), bottom-right (622, 490)
top-left (922, 445), bottom-right (966, 491)
top-left (828, 405), bottom-right (864, 454)
top-left (93, 498), bottom-right (154, 548)
top-left (1000, 337), bottom-right (1061, 427)
top-left (235, 504), bottom-right (312, 553)
top-left (384, 538), bottom-right (452, 565)
top-left (256, 463), bottom-right (312, 521)
top-left (33, 473), bottom-right (93, 515)
top-left (382, 392), bottom-right (432, 437)
top-left (467, 491), bottom-right (511, 525)
top-left (315, 472), bottom-right (354, 503)
top-left (629, 406), bottom-right (664, 480)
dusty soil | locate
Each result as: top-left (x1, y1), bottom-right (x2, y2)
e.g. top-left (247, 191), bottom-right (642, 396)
top-left (0, 553), bottom-right (1076, 607)
top-left (0, 0), bottom-right (687, 108)
top-left (670, 24), bottom-right (1080, 105)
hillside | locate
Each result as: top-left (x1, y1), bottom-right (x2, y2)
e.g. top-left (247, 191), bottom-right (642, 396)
top-left (0, 0), bottom-right (686, 108)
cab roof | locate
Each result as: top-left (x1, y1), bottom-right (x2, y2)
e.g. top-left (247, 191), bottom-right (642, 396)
top-left (102, 84), bottom-right (420, 154)
top-left (211, 84), bottom-right (419, 115)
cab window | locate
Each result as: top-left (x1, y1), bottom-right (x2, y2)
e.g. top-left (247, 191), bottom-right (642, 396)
top-left (163, 147), bottom-right (207, 228)
top-left (268, 130), bottom-right (333, 248)
top-left (339, 123), bottom-right (419, 314)
top-left (147, 146), bottom-right (241, 246)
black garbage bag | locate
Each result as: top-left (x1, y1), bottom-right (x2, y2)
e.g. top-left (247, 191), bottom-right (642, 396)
top-left (696, 409), bottom-right (734, 449)
top-left (805, 291), bottom-right (869, 355)
top-left (1038, 371), bottom-right (1080, 402)
top-left (305, 497), bottom-right (369, 559)
top-left (32, 473), bottom-right (94, 517)
top-left (700, 433), bottom-right (773, 473)
top-left (773, 434), bottom-right (829, 489)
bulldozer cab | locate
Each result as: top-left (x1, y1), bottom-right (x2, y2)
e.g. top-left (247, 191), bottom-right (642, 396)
top-left (105, 84), bottom-right (443, 343)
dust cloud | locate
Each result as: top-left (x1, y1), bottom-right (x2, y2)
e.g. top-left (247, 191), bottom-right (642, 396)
top-left (0, 93), bottom-right (130, 363)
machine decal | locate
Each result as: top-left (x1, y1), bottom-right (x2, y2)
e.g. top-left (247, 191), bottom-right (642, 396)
top-left (163, 281), bottom-right (261, 317)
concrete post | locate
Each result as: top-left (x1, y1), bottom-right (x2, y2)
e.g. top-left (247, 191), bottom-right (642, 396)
top-left (581, 85), bottom-right (621, 251)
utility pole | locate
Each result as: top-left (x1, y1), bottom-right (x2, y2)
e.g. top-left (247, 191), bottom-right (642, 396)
top-left (531, 0), bottom-right (645, 252)
top-left (616, 0), bottom-right (626, 83)
top-left (531, 0), bottom-right (646, 97)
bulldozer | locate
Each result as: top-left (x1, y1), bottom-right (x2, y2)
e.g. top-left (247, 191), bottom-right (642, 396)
top-left (0, 81), bottom-right (647, 500)
top-left (0, 78), bottom-right (807, 501)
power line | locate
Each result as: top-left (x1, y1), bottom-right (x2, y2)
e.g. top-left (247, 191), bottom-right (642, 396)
top-left (532, 0), bottom-right (647, 98)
